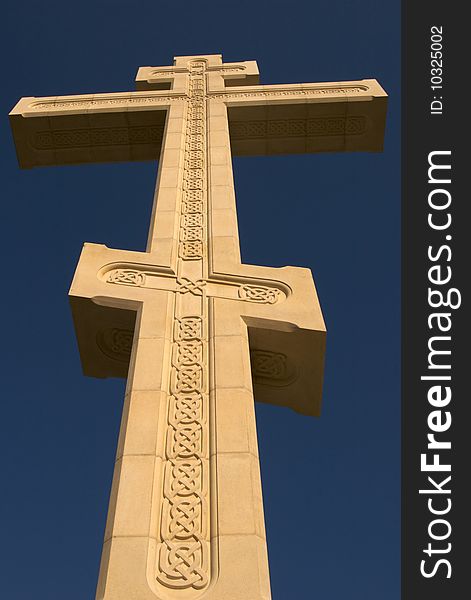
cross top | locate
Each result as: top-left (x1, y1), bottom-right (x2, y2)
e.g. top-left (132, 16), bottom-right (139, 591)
top-left (9, 53), bottom-right (387, 600)
top-left (135, 54), bottom-right (260, 93)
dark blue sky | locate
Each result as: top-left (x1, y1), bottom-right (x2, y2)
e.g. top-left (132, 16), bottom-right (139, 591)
top-left (1, 1), bottom-right (400, 598)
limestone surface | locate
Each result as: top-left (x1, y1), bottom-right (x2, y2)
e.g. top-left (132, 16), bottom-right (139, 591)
top-left (10, 53), bottom-right (387, 600)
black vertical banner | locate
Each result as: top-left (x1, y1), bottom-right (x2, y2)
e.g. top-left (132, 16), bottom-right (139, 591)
top-left (403, 4), bottom-right (469, 600)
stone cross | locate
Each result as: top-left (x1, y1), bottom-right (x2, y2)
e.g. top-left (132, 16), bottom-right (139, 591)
top-left (9, 54), bottom-right (387, 600)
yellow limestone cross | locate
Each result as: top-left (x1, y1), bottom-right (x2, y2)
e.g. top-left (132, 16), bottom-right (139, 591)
top-left (10, 54), bottom-right (387, 600)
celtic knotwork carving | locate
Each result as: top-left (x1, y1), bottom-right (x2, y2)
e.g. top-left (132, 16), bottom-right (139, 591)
top-left (189, 122), bottom-right (204, 135)
top-left (174, 341), bottom-right (203, 367)
top-left (187, 140), bottom-right (204, 151)
top-left (157, 60), bottom-right (209, 592)
top-left (182, 213), bottom-right (203, 227)
top-left (250, 349), bottom-right (298, 386)
top-left (230, 121), bottom-right (266, 138)
top-left (182, 198), bottom-right (203, 212)
top-left (209, 85), bottom-right (368, 101)
top-left (159, 457), bottom-right (208, 588)
top-left (96, 328), bottom-right (133, 362)
top-left (186, 158), bottom-right (204, 170)
top-left (169, 394), bottom-right (203, 426)
top-left (166, 493), bottom-right (203, 538)
top-left (179, 241), bottom-right (203, 260)
top-left (169, 422), bottom-right (202, 457)
top-left (216, 66), bottom-right (246, 72)
top-left (183, 177), bottom-right (203, 191)
top-left (172, 365), bottom-right (203, 394)
top-left (165, 459), bottom-right (204, 500)
top-left (167, 395), bottom-right (204, 458)
top-left (32, 125), bottom-right (164, 149)
top-left (157, 540), bottom-right (208, 590)
top-left (183, 188), bottom-right (204, 202)
top-left (189, 113), bottom-right (204, 124)
top-left (251, 350), bottom-right (287, 378)
top-left (177, 277), bottom-right (206, 295)
top-left (306, 117), bottom-right (341, 135)
top-left (182, 226), bottom-right (203, 241)
top-left (189, 100), bottom-right (204, 110)
top-left (107, 269), bottom-right (145, 287)
top-left (187, 149), bottom-right (203, 161)
top-left (30, 95), bottom-right (187, 111)
top-left (149, 69), bottom-right (180, 76)
top-left (267, 119), bottom-right (306, 136)
top-left (229, 116), bottom-right (367, 140)
top-left (184, 168), bottom-right (204, 181)
top-left (239, 284), bottom-right (281, 304)
top-left (176, 317), bottom-right (202, 341)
